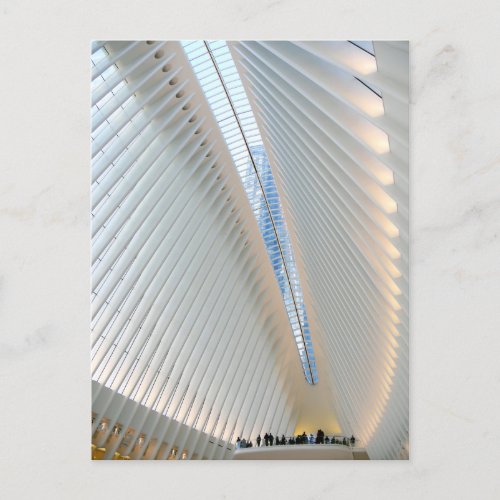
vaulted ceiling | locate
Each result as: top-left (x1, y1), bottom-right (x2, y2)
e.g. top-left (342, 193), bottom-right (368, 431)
top-left (90, 40), bottom-right (408, 460)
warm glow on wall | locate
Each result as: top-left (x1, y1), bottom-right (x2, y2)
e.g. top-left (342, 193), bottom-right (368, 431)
top-left (385, 330), bottom-right (399, 349)
top-left (346, 51), bottom-right (377, 76)
top-left (387, 343), bottom-right (398, 359)
top-left (388, 309), bottom-right (400, 324)
top-left (387, 261), bottom-right (401, 279)
top-left (367, 157), bottom-right (394, 186)
top-left (385, 242), bottom-right (401, 260)
top-left (360, 124), bottom-right (390, 155)
top-left (384, 362), bottom-right (395, 377)
top-left (387, 294), bottom-right (401, 311)
top-left (353, 86), bottom-right (385, 118)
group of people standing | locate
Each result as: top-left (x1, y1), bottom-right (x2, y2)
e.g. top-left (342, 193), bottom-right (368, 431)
top-left (235, 430), bottom-right (356, 449)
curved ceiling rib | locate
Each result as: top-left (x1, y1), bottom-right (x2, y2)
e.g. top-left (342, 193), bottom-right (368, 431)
top-left (231, 40), bottom-right (409, 460)
top-left (182, 40), bottom-right (318, 384)
top-left (90, 41), bottom-right (303, 460)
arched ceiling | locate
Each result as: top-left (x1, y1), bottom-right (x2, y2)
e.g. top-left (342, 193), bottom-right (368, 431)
top-left (230, 40), bottom-right (409, 459)
top-left (90, 40), bottom-right (409, 460)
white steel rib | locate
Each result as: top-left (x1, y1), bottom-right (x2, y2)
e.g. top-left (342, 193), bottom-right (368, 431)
top-left (230, 40), bottom-right (409, 460)
top-left (91, 41), bottom-right (304, 460)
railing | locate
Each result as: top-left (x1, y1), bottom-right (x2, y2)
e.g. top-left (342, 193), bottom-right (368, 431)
top-left (235, 435), bottom-right (360, 449)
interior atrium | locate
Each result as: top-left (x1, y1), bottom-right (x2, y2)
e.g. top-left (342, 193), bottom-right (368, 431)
top-left (90, 40), bottom-right (409, 460)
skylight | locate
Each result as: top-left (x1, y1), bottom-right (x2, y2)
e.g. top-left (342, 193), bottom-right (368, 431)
top-left (183, 40), bottom-right (318, 384)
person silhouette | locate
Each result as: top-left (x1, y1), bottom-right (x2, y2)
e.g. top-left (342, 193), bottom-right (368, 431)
top-left (256, 434), bottom-right (261, 447)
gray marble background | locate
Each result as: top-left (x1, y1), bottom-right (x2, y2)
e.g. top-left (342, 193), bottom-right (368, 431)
top-left (1, 0), bottom-right (499, 498)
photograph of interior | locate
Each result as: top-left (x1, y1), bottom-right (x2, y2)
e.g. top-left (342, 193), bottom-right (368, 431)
top-left (90, 40), bottom-right (409, 460)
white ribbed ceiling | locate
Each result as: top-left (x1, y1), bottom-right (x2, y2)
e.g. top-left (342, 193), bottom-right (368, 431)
top-left (230, 40), bottom-right (409, 460)
top-left (90, 40), bottom-right (409, 460)
top-left (90, 41), bottom-right (304, 460)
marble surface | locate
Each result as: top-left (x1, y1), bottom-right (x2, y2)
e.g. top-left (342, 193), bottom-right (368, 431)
top-left (1, 0), bottom-right (499, 498)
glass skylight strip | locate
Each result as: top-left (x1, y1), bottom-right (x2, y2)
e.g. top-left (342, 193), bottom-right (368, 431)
top-left (183, 40), bottom-right (318, 384)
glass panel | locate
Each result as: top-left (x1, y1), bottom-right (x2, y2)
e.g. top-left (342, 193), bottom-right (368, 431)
top-left (183, 40), bottom-right (318, 385)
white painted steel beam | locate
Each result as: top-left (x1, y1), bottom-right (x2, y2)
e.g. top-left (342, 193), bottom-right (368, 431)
top-left (231, 40), bottom-right (409, 460)
top-left (91, 41), bottom-right (304, 460)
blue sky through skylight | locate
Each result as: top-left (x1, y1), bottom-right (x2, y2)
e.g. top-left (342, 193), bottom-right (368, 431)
top-left (182, 40), bottom-right (318, 384)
